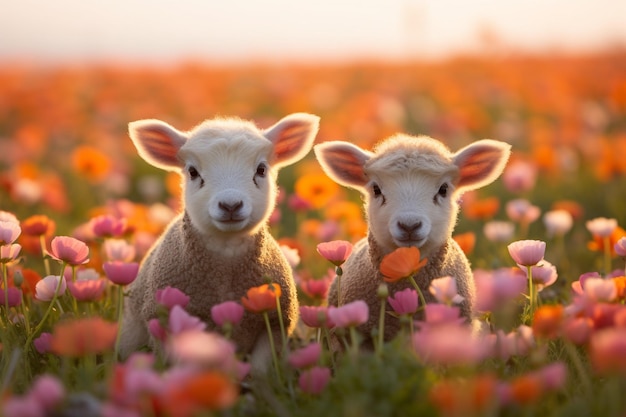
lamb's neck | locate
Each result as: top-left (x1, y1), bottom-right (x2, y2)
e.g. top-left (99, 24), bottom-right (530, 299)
top-left (181, 212), bottom-right (263, 258)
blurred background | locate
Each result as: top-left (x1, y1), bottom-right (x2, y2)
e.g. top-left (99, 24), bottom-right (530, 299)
top-left (1, 0), bottom-right (626, 282)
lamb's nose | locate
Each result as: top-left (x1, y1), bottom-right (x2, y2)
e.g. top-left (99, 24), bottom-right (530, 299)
top-left (398, 221), bottom-right (422, 233)
top-left (219, 201), bottom-right (243, 215)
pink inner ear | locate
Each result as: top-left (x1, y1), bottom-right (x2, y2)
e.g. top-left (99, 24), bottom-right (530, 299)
top-left (316, 143), bottom-right (371, 188)
top-left (130, 122), bottom-right (186, 169)
top-left (273, 123), bottom-right (311, 163)
top-left (457, 147), bottom-right (505, 188)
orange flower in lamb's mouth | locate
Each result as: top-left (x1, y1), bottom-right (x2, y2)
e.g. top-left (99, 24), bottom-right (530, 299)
top-left (380, 246), bottom-right (428, 283)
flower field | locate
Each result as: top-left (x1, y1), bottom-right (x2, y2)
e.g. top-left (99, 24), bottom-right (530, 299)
top-left (1, 50), bottom-right (626, 416)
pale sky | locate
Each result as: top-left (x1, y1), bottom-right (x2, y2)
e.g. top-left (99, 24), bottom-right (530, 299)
top-left (1, 0), bottom-right (625, 63)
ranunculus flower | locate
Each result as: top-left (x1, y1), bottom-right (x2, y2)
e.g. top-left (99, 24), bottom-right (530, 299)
top-left (298, 366), bottom-right (331, 395)
top-left (288, 342), bottom-right (321, 369)
top-left (20, 215), bottom-right (55, 237)
top-left (35, 275), bottom-right (66, 301)
top-left (388, 288), bottom-right (419, 316)
top-left (103, 261), bottom-right (139, 286)
top-left (525, 260), bottom-right (558, 291)
top-left (91, 214), bottom-right (127, 238)
top-left (327, 300), bottom-right (368, 328)
top-left (156, 286), bottom-right (190, 310)
top-left (0, 220), bottom-right (21, 245)
top-left (380, 246), bottom-right (427, 283)
top-left (210, 301), bottom-right (244, 327)
top-left (49, 236), bottom-right (89, 266)
top-left (241, 284), bottom-right (281, 313)
top-left (67, 279), bottom-right (107, 302)
top-left (429, 276), bottom-right (464, 305)
top-left (299, 305), bottom-right (335, 328)
top-left (507, 240), bottom-right (546, 267)
top-left (0, 243), bottom-right (21, 263)
top-left (103, 238), bottom-right (136, 262)
top-left (50, 317), bottom-right (118, 357)
top-left (316, 240), bottom-right (353, 267)
top-left (168, 305), bottom-right (206, 335)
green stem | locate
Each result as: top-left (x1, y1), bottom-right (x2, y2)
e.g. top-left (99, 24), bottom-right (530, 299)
top-left (408, 276), bottom-right (427, 308)
top-left (377, 299), bottom-right (385, 356)
top-left (40, 235), bottom-right (51, 276)
top-left (336, 266), bottom-right (343, 306)
top-left (263, 311), bottom-right (282, 385)
top-left (114, 285), bottom-right (124, 359)
top-left (24, 262), bottom-right (67, 353)
top-left (527, 265), bottom-right (536, 321)
top-left (274, 287), bottom-right (288, 354)
top-left (349, 326), bottom-right (359, 357)
top-left (603, 236), bottom-right (612, 275)
top-left (322, 327), bottom-right (335, 369)
top-left (2, 262), bottom-right (9, 313)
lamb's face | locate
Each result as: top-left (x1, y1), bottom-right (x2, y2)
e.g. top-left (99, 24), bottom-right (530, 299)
top-left (179, 132), bottom-right (276, 236)
top-left (365, 167), bottom-right (458, 258)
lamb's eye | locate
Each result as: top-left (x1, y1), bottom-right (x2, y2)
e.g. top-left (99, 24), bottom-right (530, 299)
top-left (255, 163), bottom-right (267, 178)
top-left (434, 183), bottom-right (448, 203)
top-left (188, 166), bottom-right (199, 180)
top-left (372, 183), bottom-right (382, 197)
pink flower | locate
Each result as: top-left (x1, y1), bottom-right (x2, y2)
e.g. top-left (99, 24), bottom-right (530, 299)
top-left (29, 374), bottom-right (65, 412)
top-left (298, 366), bottom-right (331, 395)
top-left (525, 260), bottom-right (558, 291)
top-left (148, 319), bottom-right (167, 342)
top-left (288, 342), bottom-right (322, 369)
top-left (562, 317), bottom-right (594, 345)
top-left (287, 194), bottom-right (312, 211)
top-left (0, 243), bottom-right (21, 263)
top-left (103, 261), bottom-right (139, 286)
top-left (67, 279), bottom-right (107, 302)
top-left (279, 245), bottom-right (300, 268)
top-left (502, 160), bottom-right (537, 193)
top-left (615, 237), bottom-right (626, 257)
top-left (543, 210), bottom-right (573, 238)
top-left (589, 327), bottom-right (626, 374)
top-left (34, 332), bottom-right (53, 354)
top-left (316, 240), bottom-right (353, 267)
top-left (412, 324), bottom-right (487, 366)
top-left (583, 277), bottom-right (617, 302)
top-left (35, 275), bottom-right (66, 301)
top-left (429, 276), bottom-right (464, 305)
top-left (49, 236), bottom-right (89, 266)
top-left (586, 217), bottom-right (618, 238)
top-left (506, 199), bottom-right (541, 224)
top-left (2, 397), bottom-right (44, 417)
top-left (0, 220), bottom-right (21, 245)
top-left (299, 269), bottom-right (333, 300)
top-left (388, 288), bottom-right (419, 316)
top-left (210, 301), bottom-right (244, 327)
top-left (483, 221), bottom-right (515, 243)
top-left (156, 286), bottom-right (190, 310)
top-left (300, 306), bottom-right (335, 328)
top-left (3, 287), bottom-right (22, 308)
top-left (474, 268), bottom-right (526, 312)
top-left (167, 330), bottom-right (236, 370)
top-left (422, 304), bottom-right (463, 326)
top-left (536, 362), bottom-right (567, 391)
top-left (327, 300), bottom-right (368, 328)
top-left (507, 240), bottom-right (546, 267)
top-left (168, 305), bottom-right (206, 334)
top-left (103, 239), bottom-right (136, 262)
top-left (91, 215), bottom-right (127, 238)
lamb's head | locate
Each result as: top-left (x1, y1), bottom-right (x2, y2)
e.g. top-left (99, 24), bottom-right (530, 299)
top-left (129, 113), bottom-right (319, 238)
top-left (315, 135), bottom-right (511, 257)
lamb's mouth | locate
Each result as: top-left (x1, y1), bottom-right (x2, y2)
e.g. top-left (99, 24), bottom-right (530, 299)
top-left (395, 237), bottom-right (426, 248)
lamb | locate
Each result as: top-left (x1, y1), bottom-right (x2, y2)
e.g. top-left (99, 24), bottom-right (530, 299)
top-left (119, 113), bottom-right (320, 371)
top-left (314, 134), bottom-right (510, 343)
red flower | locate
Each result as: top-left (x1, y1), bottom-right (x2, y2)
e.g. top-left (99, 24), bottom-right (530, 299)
top-left (241, 284), bottom-right (281, 313)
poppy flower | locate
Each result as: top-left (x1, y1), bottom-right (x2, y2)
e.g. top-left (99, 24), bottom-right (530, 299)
top-left (0, 243), bottom-right (21, 263)
top-left (299, 305), bottom-right (335, 328)
top-left (71, 145), bottom-right (111, 183)
top-left (590, 327), bottom-right (626, 375)
top-left (50, 317), bottom-right (118, 357)
top-left (615, 237), bottom-right (626, 257)
top-left (507, 240), bottom-right (546, 267)
top-left (299, 271), bottom-right (333, 300)
top-left (241, 284), bottom-right (281, 313)
top-left (35, 275), bottom-right (66, 301)
top-left (67, 279), bottom-right (107, 302)
top-left (483, 221), bottom-right (515, 243)
top-left (0, 220), bottom-right (21, 245)
top-left (588, 226), bottom-right (626, 255)
top-left (288, 342), bottom-right (322, 369)
top-left (543, 210), bottom-right (573, 238)
top-left (452, 232), bottom-right (475, 255)
top-left (316, 240), bottom-right (353, 267)
top-left (103, 238), bottom-right (136, 262)
top-left (155, 286), bottom-right (190, 310)
top-left (49, 236), bottom-right (89, 266)
top-left (210, 301), bottom-right (244, 327)
top-left (20, 215), bottom-right (55, 237)
top-left (429, 276), bottom-right (465, 305)
top-left (327, 300), bottom-right (368, 328)
top-left (294, 173), bottom-right (340, 209)
top-left (168, 305), bottom-right (206, 334)
top-left (586, 217), bottom-right (618, 238)
top-left (103, 261), bottom-right (139, 286)
top-left (387, 288), bottom-right (419, 316)
top-left (380, 246), bottom-right (427, 283)
top-left (163, 371), bottom-right (238, 416)
top-left (531, 305), bottom-right (563, 340)
top-left (298, 366), bottom-right (331, 395)
top-left (461, 195), bottom-right (500, 221)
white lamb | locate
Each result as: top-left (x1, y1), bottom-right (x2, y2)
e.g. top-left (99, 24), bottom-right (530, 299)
top-left (119, 113), bottom-right (320, 371)
top-left (314, 134), bottom-right (510, 343)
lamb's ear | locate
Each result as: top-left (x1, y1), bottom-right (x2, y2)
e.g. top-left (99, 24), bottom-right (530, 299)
top-left (128, 120), bottom-right (187, 171)
top-left (314, 141), bottom-right (373, 190)
top-left (453, 139), bottom-right (511, 192)
top-left (265, 113), bottom-right (320, 169)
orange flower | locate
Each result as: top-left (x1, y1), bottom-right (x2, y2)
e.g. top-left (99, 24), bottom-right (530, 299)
top-left (587, 226), bottom-right (626, 256)
top-left (380, 247), bottom-right (428, 283)
top-left (241, 284), bottom-right (282, 313)
top-left (21, 215), bottom-right (55, 236)
top-left (294, 173), bottom-right (340, 209)
top-left (50, 317), bottom-right (118, 357)
top-left (453, 232), bottom-right (476, 255)
top-left (163, 371), bottom-right (238, 417)
top-left (531, 305), bottom-right (563, 340)
top-left (462, 196), bottom-right (500, 221)
top-left (509, 374), bottom-right (542, 405)
top-left (429, 374), bottom-right (497, 416)
top-left (71, 145), bottom-right (111, 183)
top-left (613, 277), bottom-right (626, 300)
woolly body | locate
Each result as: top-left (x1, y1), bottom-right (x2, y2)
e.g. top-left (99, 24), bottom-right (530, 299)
top-left (315, 134), bottom-right (511, 343)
